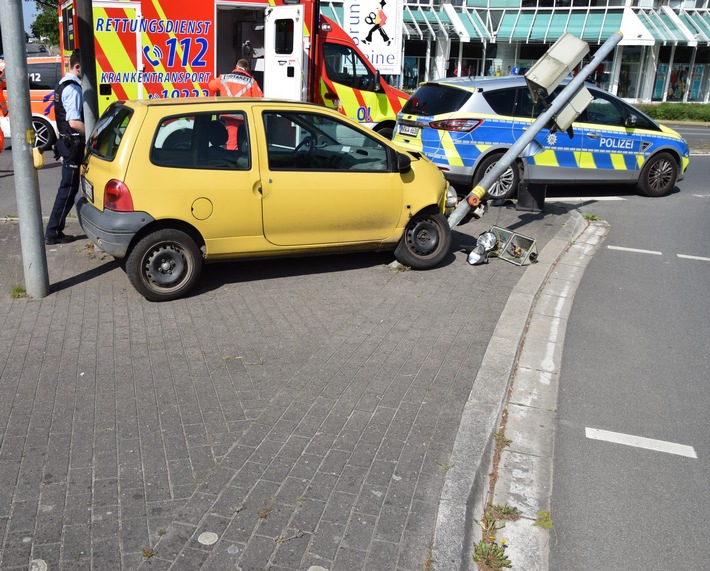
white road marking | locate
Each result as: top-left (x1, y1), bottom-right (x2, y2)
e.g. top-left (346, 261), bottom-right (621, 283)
top-left (586, 427), bottom-right (697, 458)
top-left (607, 245), bottom-right (662, 255)
top-left (677, 253), bottom-right (710, 262)
top-left (691, 194), bottom-right (710, 198)
top-left (546, 196), bottom-right (626, 202)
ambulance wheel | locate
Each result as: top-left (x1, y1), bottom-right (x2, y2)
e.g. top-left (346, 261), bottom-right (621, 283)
top-left (637, 152), bottom-right (678, 197)
top-left (394, 211), bottom-right (451, 269)
top-left (33, 117), bottom-right (56, 149)
top-left (126, 228), bottom-right (203, 302)
top-left (473, 153), bottom-right (519, 200)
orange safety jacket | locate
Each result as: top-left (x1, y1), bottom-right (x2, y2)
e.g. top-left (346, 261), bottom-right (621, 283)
top-left (208, 68), bottom-right (263, 98)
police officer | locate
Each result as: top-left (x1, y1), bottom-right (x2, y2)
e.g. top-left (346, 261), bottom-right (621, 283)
top-left (45, 50), bottom-right (84, 245)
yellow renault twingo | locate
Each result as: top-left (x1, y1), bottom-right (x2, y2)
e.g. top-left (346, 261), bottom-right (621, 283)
top-left (77, 99), bottom-right (454, 301)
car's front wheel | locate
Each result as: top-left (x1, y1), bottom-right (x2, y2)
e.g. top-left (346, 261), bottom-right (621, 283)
top-left (637, 152), bottom-right (678, 197)
top-left (394, 211), bottom-right (451, 269)
top-left (126, 228), bottom-right (203, 302)
top-left (473, 153), bottom-right (520, 200)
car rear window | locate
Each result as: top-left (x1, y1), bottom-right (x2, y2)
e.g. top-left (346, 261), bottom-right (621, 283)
top-left (401, 84), bottom-right (472, 116)
top-left (87, 104), bottom-right (133, 161)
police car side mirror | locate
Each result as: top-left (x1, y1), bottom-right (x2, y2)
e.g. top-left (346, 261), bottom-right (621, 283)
top-left (625, 114), bottom-right (637, 128)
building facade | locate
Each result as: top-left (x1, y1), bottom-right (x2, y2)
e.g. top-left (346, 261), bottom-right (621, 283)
top-left (322, 0), bottom-right (710, 103)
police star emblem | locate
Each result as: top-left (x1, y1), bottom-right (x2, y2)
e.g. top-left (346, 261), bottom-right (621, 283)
top-left (546, 133), bottom-right (557, 145)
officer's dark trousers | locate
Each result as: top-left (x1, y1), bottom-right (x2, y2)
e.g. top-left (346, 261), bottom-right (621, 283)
top-left (46, 147), bottom-right (80, 240)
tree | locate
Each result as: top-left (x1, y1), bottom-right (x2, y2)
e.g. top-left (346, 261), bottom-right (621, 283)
top-left (28, 1), bottom-right (60, 46)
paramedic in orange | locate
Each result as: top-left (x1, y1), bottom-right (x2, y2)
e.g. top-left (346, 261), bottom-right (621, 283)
top-left (208, 59), bottom-right (263, 150)
top-left (0, 70), bottom-right (7, 152)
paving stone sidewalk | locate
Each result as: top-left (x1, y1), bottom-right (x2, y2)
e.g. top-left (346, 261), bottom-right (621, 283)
top-left (0, 203), bottom-right (573, 571)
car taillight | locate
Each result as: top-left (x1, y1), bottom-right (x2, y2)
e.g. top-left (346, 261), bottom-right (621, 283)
top-left (104, 179), bottom-right (134, 212)
top-left (428, 119), bottom-right (483, 132)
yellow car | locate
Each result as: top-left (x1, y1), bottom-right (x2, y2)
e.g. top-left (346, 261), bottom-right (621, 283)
top-left (77, 99), bottom-right (455, 301)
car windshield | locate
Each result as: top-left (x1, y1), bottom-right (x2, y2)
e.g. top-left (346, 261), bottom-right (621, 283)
top-left (401, 84), bottom-right (472, 116)
top-left (87, 104), bottom-right (133, 161)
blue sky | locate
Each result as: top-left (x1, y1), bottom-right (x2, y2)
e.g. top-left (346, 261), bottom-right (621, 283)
top-left (23, 2), bottom-right (39, 34)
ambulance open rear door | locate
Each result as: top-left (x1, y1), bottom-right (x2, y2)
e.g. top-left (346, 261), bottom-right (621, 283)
top-left (263, 4), bottom-right (306, 102)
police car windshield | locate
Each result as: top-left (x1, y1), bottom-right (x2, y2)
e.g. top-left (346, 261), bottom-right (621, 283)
top-left (402, 84), bottom-right (472, 116)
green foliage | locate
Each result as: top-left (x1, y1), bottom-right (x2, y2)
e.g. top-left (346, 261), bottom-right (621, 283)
top-left (473, 540), bottom-right (512, 569)
top-left (636, 102), bottom-right (710, 123)
top-left (533, 510), bottom-right (554, 529)
top-left (29, 1), bottom-right (60, 47)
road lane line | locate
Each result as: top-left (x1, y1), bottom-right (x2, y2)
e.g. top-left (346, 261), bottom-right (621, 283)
top-left (585, 427), bottom-right (697, 458)
top-left (546, 196), bottom-right (626, 202)
top-left (677, 253), bottom-right (710, 262)
top-left (607, 245), bottom-right (663, 255)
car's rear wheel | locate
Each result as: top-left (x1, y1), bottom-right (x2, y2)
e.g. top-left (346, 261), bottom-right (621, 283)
top-left (126, 228), bottom-right (203, 302)
top-left (637, 152), bottom-right (678, 197)
top-left (473, 153), bottom-right (520, 200)
top-left (394, 211), bottom-right (451, 269)
top-left (33, 116), bottom-right (56, 149)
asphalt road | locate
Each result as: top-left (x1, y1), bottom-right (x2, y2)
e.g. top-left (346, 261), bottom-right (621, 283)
top-left (548, 156), bottom-right (710, 570)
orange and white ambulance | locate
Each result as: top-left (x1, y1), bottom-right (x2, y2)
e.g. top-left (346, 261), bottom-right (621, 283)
top-left (0, 55), bottom-right (63, 149)
top-left (59, 0), bottom-right (408, 138)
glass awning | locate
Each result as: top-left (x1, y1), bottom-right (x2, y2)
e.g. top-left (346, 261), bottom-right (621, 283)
top-left (635, 9), bottom-right (690, 46)
top-left (496, 9), bottom-right (623, 44)
top-left (681, 10), bottom-right (710, 45)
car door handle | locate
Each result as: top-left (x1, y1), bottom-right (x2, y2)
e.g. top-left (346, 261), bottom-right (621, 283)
top-left (586, 132), bottom-right (601, 139)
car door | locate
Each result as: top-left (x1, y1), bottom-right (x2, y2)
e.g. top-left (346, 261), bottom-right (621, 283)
top-left (512, 85), bottom-right (588, 184)
top-left (258, 108), bottom-right (402, 246)
top-left (574, 89), bottom-right (640, 182)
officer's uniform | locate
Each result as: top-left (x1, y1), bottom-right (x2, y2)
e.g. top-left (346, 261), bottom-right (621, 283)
top-left (46, 72), bottom-right (85, 242)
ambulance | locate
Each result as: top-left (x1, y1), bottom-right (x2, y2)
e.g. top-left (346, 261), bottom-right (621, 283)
top-left (0, 56), bottom-right (63, 149)
top-left (58, 0), bottom-right (408, 138)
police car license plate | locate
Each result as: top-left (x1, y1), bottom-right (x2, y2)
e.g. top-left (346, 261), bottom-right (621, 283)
top-left (399, 124), bottom-right (418, 136)
top-left (82, 177), bottom-right (93, 202)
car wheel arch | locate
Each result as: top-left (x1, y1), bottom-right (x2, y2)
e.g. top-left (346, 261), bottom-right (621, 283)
top-left (126, 219), bottom-right (206, 261)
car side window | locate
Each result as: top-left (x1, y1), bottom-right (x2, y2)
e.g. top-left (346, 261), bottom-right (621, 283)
top-left (580, 92), bottom-right (624, 127)
top-left (482, 87), bottom-right (517, 117)
top-left (263, 111), bottom-right (389, 172)
top-left (151, 112), bottom-right (250, 170)
top-left (516, 87), bottom-right (546, 119)
top-left (27, 62), bottom-right (60, 89)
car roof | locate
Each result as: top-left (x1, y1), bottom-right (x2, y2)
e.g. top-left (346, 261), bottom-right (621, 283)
top-left (422, 75), bottom-right (528, 91)
top-left (120, 97), bottom-right (332, 110)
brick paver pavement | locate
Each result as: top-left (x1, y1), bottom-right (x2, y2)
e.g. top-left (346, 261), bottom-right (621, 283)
top-left (0, 202), bottom-right (571, 570)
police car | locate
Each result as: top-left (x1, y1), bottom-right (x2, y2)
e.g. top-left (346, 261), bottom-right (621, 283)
top-left (393, 76), bottom-right (690, 199)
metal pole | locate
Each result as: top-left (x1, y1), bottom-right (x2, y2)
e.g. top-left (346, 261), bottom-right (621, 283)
top-left (76, 0), bottom-right (99, 136)
top-left (448, 31), bottom-right (624, 230)
top-left (0, 0), bottom-right (51, 298)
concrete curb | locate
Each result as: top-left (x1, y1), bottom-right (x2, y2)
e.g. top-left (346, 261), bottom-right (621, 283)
top-left (491, 217), bottom-right (610, 570)
top-left (431, 210), bottom-right (589, 571)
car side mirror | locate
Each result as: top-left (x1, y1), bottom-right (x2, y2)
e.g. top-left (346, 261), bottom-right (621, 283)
top-left (397, 152), bottom-right (412, 173)
top-left (625, 114), bottom-right (637, 128)
top-left (372, 70), bottom-right (382, 92)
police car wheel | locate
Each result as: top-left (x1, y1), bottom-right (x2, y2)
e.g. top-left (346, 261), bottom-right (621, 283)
top-left (395, 211), bottom-right (452, 270)
top-left (637, 152), bottom-right (678, 198)
top-left (126, 228), bottom-right (203, 302)
top-left (474, 153), bottom-right (519, 200)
